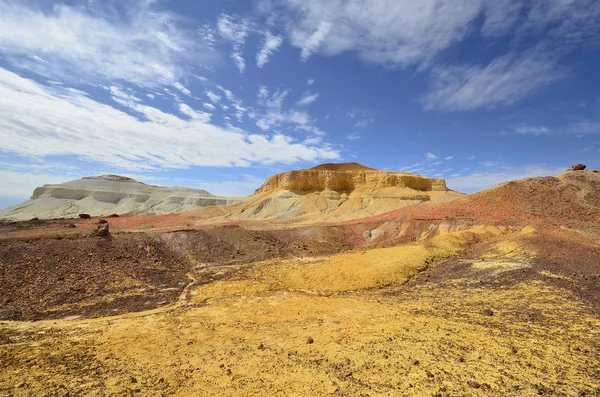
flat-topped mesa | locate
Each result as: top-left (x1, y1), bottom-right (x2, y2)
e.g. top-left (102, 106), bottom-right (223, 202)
top-left (1, 175), bottom-right (242, 221)
top-left (255, 168), bottom-right (449, 194)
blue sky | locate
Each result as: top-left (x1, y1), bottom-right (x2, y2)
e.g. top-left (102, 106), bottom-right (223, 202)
top-left (1, 0), bottom-right (599, 209)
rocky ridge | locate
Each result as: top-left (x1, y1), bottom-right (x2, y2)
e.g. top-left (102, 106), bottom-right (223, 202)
top-left (0, 175), bottom-right (242, 221)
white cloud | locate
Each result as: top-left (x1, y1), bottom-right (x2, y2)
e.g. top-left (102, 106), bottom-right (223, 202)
top-left (570, 121), bottom-right (600, 135)
top-left (274, 0), bottom-right (600, 66)
top-left (254, 87), bottom-right (325, 135)
top-left (307, 79), bottom-right (315, 86)
top-left (0, 68), bottom-right (340, 171)
top-left (203, 103), bottom-right (216, 110)
top-left (444, 156), bottom-right (454, 160)
top-left (354, 118), bottom-right (374, 128)
top-left (346, 133), bottom-right (361, 141)
top-left (426, 153), bottom-right (438, 160)
top-left (256, 31), bottom-right (283, 67)
top-left (296, 93), bottom-right (320, 106)
top-left (0, 1), bottom-right (205, 89)
top-left (172, 82), bottom-right (191, 96)
top-left (516, 126), bottom-right (550, 136)
top-left (421, 51), bottom-right (566, 111)
top-left (446, 165), bottom-right (565, 193)
top-left (178, 104), bottom-right (212, 123)
top-left (206, 91), bottom-right (222, 103)
top-left (217, 14), bottom-right (252, 73)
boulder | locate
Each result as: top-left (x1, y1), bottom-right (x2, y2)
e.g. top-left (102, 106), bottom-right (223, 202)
top-left (96, 220), bottom-right (110, 237)
top-left (571, 164), bottom-right (586, 171)
top-left (79, 214), bottom-right (91, 219)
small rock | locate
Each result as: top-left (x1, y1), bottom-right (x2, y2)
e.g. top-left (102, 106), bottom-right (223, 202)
top-left (219, 364), bottom-right (225, 368)
top-left (110, 213), bottom-right (120, 217)
top-left (458, 356), bottom-right (465, 363)
top-left (513, 385), bottom-right (520, 391)
top-left (511, 346), bottom-right (518, 354)
top-left (79, 213), bottom-right (91, 219)
top-left (226, 369), bottom-right (232, 376)
top-left (344, 371), bottom-right (353, 377)
top-left (571, 164), bottom-right (586, 171)
top-left (482, 308), bottom-right (494, 316)
top-left (534, 383), bottom-right (554, 395)
top-left (257, 343), bottom-right (264, 350)
top-left (96, 220), bottom-right (110, 237)
top-left (362, 230), bottom-right (372, 239)
top-left (344, 358), bottom-right (351, 365)
top-left (306, 336), bottom-right (314, 344)
top-left (130, 376), bottom-right (137, 383)
top-left (468, 381), bottom-right (481, 389)
top-left (426, 370), bottom-right (434, 378)
top-left (409, 359), bottom-right (419, 366)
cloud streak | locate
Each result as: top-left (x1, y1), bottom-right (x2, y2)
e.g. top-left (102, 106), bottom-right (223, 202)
top-left (0, 68), bottom-right (339, 171)
top-left (0, 1), bottom-right (203, 90)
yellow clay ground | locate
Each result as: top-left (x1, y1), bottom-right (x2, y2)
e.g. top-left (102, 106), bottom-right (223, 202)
top-left (1, 226), bottom-right (598, 396)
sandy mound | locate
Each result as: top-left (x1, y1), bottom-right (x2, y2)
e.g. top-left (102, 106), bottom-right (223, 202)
top-left (199, 163), bottom-right (464, 222)
top-left (0, 175), bottom-right (242, 221)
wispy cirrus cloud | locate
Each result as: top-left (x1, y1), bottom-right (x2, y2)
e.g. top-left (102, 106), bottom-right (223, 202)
top-left (421, 51), bottom-right (566, 111)
top-left (0, 68), bottom-right (339, 170)
top-left (256, 31), bottom-right (284, 67)
top-left (217, 14), bottom-right (252, 73)
top-left (263, 0), bottom-right (600, 111)
top-left (0, 1), bottom-right (204, 90)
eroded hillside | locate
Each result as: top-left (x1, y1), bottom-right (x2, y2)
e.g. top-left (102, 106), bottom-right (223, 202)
top-left (1, 168), bottom-right (599, 396)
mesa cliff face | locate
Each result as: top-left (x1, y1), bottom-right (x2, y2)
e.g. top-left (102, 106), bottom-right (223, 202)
top-left (0, 175), bottom-right (242, 221)
top-left (256, 169), bottom-right (448, 194)
top-left (227, 163), bottom-right (463, 222)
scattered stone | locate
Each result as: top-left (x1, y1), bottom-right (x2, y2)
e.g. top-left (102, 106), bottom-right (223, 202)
top-left (426, 370), bottom-right (434, 378)
top-left (257, 343), bottom-right (264, 350)
top-left (344, 371), bottom-right (353, 377)
top-left (534, 384), bottom-right (554, 395)
top-left (458, 356), bottom-right (465, 363)
top-left (219, 364), bottom-right (225, 368)
top-left (96, 220), bottom-right (110, 237)
top-left (513, 385), bottom-right (520, 391)
top-left (468, 381), bottom-right (481, 389)
top-left (30, 218), bottom-right (39, 221)
top-left (130, 376), bottom-right (137, 383)
top-left (110, 214), bottom-right (120, 217)
top-left (511, 346), bottom-right (518, 354)
top-left (306, 336), bottom-right (314, 344)
top-left (571, 164), bottom-right (586, 171)
top-left (409, 359), bottom-right (419, 366)
top-left (67, 223), bottom-right (76, 228)
top-left (226, 369), bottom-right (232, 376)
top-left (482, 308), bottom-right (494, 316)
top-left (344, 358), bottom-right (351, 365)
top-left (79, 213), bottom-right (91, 219)
top-left (362, 230), bottom-right (372, 239)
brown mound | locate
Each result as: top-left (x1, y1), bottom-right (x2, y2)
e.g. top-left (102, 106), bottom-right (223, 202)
top-left (347, 169), bottom-right (600, 226)
top-left (309, 162), bottom-right (375, 171)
